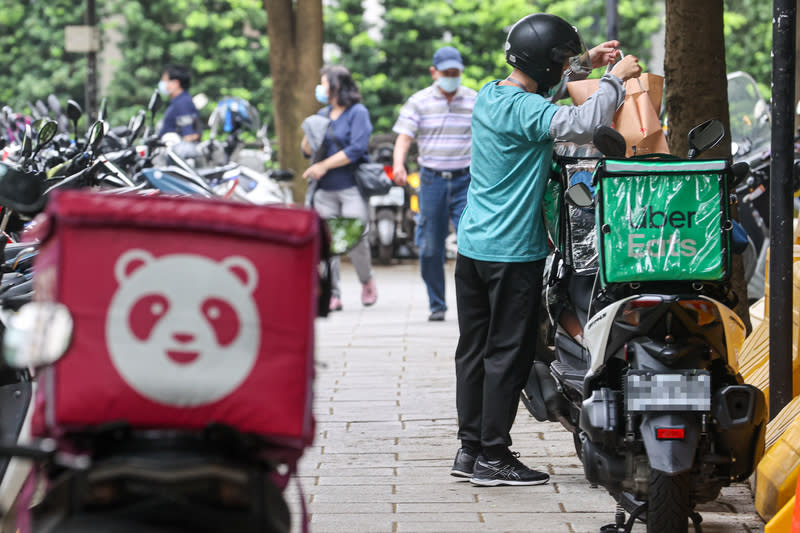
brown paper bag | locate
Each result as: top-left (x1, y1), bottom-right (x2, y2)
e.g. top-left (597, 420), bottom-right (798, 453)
top-left (567, 73), bottom-right (669, 157)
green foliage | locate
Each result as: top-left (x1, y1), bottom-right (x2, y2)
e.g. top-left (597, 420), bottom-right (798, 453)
top-left (0, 0), bottom-right (774, 141)
top-left (324, 0), bottom-right (663, 132)
top-left (724, 0), bottom-right (771, 98)
top-left (0, 0), bottom-right (86, 113)
top-left (324, 0), bottom-right (772, 134)
top-left (104, 0), bottom-right (272, 129)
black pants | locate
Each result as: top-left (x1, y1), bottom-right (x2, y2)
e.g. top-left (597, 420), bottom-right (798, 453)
top-left (454, 253), bottom-right (545, 450)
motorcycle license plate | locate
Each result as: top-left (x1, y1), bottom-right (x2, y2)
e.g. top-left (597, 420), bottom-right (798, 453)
top-left (625, 371), bottom-right (711, 412)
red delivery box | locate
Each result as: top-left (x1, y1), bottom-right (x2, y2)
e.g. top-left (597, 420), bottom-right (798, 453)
top-left (30, 190), bottom-right (321, 450)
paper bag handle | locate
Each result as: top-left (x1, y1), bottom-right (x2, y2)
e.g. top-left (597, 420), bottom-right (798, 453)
top-left (607, 50), bottom-right (646, 92)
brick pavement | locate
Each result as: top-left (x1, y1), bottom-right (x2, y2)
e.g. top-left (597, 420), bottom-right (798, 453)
top-left (286, 261), bottom-right (765, 533)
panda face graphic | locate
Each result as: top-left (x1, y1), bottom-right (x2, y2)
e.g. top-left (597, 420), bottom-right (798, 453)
top-left (106, 250), bottom-right (260, 407)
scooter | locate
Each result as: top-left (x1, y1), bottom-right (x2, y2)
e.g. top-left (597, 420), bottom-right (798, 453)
top-left (523, 121), bottom-right (767, 533)
top-left (368, 143), bottom-right (418, 263)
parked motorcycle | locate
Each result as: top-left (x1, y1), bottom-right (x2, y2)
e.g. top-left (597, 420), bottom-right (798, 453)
top-left (523, 121), bottom-right (767, 533)
top-left (193, 97), bottom-right (294, 206)
top-left (0, 162), bottom-right (363, 533)
top-left (728, 71), bottom-right (773, 302)
top-left (367, 142), bottom-right (418, 263)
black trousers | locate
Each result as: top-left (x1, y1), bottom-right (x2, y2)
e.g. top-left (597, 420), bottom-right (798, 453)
top-left (454, 253), bottom-right (545, 450)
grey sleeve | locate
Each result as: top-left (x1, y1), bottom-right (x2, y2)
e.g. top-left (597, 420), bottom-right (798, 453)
top-left (549, 74), bottom-right (626, 145)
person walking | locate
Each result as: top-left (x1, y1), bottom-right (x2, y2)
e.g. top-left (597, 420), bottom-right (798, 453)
top-left (450, 13), bottom-right (642, 486)
top-left (301, 65), bottom-right (377, 312)
top-left (391, 46), bottom-right (477, 322)
top-left (157, 64), bottom-right (200, 142)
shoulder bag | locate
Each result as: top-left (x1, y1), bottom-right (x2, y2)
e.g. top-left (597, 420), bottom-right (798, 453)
top-left (327, 124), bottom-right (393, 197)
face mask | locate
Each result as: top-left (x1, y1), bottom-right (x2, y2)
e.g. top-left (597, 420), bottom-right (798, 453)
top-left (437, 75), bottom-right (461, 93)
top-left (158, 80), bottom-right (169, 97)
top-left (315, 84), bottom-right (329, 105)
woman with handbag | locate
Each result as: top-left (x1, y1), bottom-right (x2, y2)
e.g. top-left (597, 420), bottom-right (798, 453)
top-left (301, 64), bottom-right (377, 311)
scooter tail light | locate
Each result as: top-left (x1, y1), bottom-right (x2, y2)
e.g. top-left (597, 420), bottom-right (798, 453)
top-left (676, 299), bottom-right (717, 326)
top-left (619, 296), bottom-right (662, 327)
top-left (656, 427), bottom-right (685, 440)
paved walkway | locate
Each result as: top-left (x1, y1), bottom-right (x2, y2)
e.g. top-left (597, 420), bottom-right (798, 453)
top-left (287, 261), bottom-right (765, 533)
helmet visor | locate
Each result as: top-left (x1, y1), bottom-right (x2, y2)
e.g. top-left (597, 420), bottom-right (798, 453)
top-left (551, 29), bottom-right (589, 74)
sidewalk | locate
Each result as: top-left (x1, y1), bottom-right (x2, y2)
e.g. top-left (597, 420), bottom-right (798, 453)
top-left (286, 261), bottom-right (765, 533)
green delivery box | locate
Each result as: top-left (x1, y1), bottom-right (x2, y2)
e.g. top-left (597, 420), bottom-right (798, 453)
top-left (595, 159), bottom-right (732, 285)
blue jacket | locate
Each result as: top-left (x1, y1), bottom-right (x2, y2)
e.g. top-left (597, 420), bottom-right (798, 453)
top-left (159, 91), bottom-right (199, 137)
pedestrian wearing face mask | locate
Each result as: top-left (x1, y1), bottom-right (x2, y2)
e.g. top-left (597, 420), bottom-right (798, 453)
top-left (391, 46), bottom-right (477, 322)
top-left (157, 64), bottom-right (200, 142)
top-left (301, 65), bottom-right (377, 312)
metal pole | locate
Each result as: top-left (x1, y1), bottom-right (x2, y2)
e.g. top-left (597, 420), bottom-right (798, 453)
top-left (769, 0), bottom-right (796, 419)
top-left (606, 0), bottom-right (619, 42)
top-left (85, 0), bottom-right (97, 121)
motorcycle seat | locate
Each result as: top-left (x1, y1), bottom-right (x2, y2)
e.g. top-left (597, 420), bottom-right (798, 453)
top-left (196, 163), bottom-right (239, 182)
top-left (568, 271), bottom-right (596, 326)
top-left (3, 243), bottom-right (34, 263)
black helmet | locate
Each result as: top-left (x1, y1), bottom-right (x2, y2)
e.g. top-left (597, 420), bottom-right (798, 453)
top-left (505, 14), bottom-right (586, 96)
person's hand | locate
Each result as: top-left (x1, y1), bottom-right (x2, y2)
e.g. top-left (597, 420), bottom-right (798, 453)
top-left (588, 40), bottom-right (620, 69)
top-left (303, 161), bottom-right (328, 181)
top-left (393, 164), bottom-right (408, 186)
top-left (610, 54), bottom-right (642, 82)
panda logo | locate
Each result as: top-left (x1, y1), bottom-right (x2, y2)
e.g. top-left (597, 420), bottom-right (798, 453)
top-left (106, 250), bottom-right (260, 407)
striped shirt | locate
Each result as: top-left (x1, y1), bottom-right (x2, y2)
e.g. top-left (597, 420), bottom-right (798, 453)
top-left (393, 83), bottom-right (477, 171)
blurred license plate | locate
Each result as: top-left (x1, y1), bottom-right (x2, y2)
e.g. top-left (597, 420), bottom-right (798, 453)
top-left (625, 371), bottom-right (711, 412)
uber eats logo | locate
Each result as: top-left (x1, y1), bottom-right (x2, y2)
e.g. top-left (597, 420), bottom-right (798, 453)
top-left (601, 170), bottom-right (724, 282)
top-left (626, 205), bottom-right (698, 258)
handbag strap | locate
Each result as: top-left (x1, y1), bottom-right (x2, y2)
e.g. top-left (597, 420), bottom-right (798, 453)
top-left (325, 113), bottom-right (370, 164)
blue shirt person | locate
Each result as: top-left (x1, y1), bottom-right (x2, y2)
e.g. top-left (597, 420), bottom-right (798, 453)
top-left (157, 64), bottom-right (200, 141)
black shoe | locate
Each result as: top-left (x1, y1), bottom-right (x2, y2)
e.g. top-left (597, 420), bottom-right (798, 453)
top-left (450, 448), bottom-right (477, 479)
top-left (428, 310), bottom-right (445, 321)
top-left (470, 452), bottom-right (550, 486)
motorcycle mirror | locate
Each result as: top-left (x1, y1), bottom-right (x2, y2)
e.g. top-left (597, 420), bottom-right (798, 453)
top-left (21, 124), bottom-right (33, 159)
top-left (34, 119), bottom-right (58, 153)
top-left (565, 183), bottom-right (594, 208)
top-left (97, 97), bottom-right (107, 122)
top-left (129, 110), bottom-right (146, 143)
top-left (147, 90), bottom-right (162, 120)
top-left (687, 119), bottom-right (725, 159)
top-left (327, 217), bottom-right (366, 255)
top-left (66, 99), bottom-right (82, 141)
top-left (593, 125), bottom-right (627, 158)
top-left (730, 161), bottom-right (751, 187)
top-left (3, 302), bottom-right (73, 369)
top-left (87, 121), bottom-right (105, 151)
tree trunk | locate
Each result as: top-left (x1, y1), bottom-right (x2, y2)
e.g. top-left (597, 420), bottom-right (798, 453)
top-left (665, 0), bottom-right (751, 330)
top-left (264, 0), bottom-right (323, 203)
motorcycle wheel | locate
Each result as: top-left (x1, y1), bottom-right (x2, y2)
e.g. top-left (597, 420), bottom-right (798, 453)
top-left (646, 471), bottom-right (691, 533)
top-left (377, 243), bottom-right (393, 264)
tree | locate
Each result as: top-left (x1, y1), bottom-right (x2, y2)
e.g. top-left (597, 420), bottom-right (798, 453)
top-left (104, 0), bottom-right (272, 131)
top-left (324, 0), bottom-right (663, 133)
top-left (0, 1), bottom-right (87, 111)
top-left (724, 0), bottom-right (773, 97)
top-left (263, 0), bottom-right (323, 201)
top-left (665, 0), bottom-right (750, 328)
